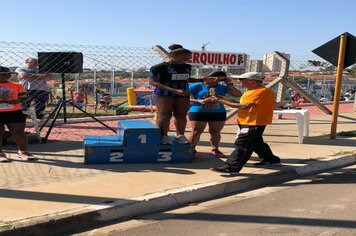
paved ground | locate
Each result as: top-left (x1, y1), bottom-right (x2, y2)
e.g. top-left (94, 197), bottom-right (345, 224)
top-left (0, 111), bottom-right (355, 235)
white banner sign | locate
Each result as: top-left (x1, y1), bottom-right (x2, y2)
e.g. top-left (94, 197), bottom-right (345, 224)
top-left (188, 51), bottom-right (246, 67)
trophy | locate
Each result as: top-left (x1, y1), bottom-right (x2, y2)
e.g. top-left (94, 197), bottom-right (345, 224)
top-left (209, 88), bottom-right (216, 97)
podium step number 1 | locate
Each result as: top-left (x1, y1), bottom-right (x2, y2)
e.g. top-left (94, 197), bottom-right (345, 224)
top-left (84, 120), bottom-right (193, 164)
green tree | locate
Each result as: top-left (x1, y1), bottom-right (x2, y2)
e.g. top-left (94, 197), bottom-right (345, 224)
top-left (288, 76), bottom-right (315, 85)
top-left (307, 60), bottom-right (335, 71)
top-left (133, 67), bottom-right (149, 78)
top-left (345, 64), bottom-right (356, 78)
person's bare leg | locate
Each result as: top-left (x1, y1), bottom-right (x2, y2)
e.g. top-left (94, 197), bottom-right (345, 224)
top-left (154, 97), bottom-right (174, 136)
top-left (208, 121), bottom-right (225, 150)
top-left (173, 97), bottom-right (190, 136)
top-left (0, 124), bottom-right (12, 162)
top-left (0, 124), bottom-right (5, 153)
top-left (6, 122), bottom-right (27, 151)
top-left (188, 121), bottom-right (207, 147)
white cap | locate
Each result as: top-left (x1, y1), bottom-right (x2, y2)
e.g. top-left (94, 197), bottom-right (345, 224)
top-left (231, 72), bottom-right (264, 81)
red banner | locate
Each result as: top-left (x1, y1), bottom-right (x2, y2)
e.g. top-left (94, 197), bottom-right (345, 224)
top-left (188, 51), bottom-right (246, 66)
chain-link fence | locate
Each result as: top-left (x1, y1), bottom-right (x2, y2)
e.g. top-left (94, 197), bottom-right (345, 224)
top-left (261, 52), bottom-right (355, 119)
top-left (0, 41), bottom-right (165, 142)
top-left (1, 41), bottom-right (355, 142)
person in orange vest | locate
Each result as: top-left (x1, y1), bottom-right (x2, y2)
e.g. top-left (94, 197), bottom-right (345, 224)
top-left (0, 66), bottom-right (37, 162)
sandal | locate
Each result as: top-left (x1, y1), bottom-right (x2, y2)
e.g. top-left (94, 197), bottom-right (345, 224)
top-left (17, 151), bottom-right (38, 161)
top-left (210, 149), bottom-right (227, 158)
top-left (0, 153), bottom-right (12, 163)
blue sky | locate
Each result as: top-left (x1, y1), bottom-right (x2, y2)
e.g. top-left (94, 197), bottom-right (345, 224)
top-left (1, 0), bottom-right (355, 59)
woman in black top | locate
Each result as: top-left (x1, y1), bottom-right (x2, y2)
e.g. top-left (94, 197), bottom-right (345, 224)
top-left (149, 44), bottom-right (192, 144)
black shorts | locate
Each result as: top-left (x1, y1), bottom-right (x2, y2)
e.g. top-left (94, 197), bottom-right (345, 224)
top-left (0, 110), bottom-right (27, 124)
top-left (188, 112), bottom-right (227, 122)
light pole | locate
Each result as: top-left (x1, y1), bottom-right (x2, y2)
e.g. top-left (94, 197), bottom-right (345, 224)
top-left (202, 42), bottom-right (210, 51)
top-left (111, 68), bottom-right (115, 95)
top-left (131, 69), bottom-right (134, 88)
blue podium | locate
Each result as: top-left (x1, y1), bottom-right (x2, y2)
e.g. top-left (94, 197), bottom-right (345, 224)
top-left (84, 120), bottom-right (193, 164)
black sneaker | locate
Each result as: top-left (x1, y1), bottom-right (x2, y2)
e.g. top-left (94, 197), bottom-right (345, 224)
top-left (211, 166), bottom-right (240, 174)
top-left (254, 160), bottom-right (281, 166)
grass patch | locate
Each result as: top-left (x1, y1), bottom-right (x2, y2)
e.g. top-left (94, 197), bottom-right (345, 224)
top-left (331, 150), bottom-right (355, 157)
top-left (0, 221), bottom-right (12, 231)
top-left (305, 157), bottom-right (327, 161)
top-left (337, 131), bottom-right (356, 137)
top-left (40, 105), bottom-right (137, 119)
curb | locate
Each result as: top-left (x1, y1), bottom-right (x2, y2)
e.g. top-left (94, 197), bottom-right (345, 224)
top-left (295, 155), bottom-right (356, 176)
top-left (1, 154), bottom-right (355, 236)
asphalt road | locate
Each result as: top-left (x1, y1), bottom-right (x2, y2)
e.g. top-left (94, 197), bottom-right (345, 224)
top-left (74, 165), bottom-right (356, 236)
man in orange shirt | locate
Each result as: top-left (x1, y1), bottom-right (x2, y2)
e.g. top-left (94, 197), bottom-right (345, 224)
top-left (211, 72), bottom-right (280, 173)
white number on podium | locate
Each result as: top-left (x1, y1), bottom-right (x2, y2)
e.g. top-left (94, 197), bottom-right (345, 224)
top-left (138, 134), bottom-right (147, 144)
top-left (158, 151), bottom-right (172, 162)
top-left (110, 151), bottom-right (124, 162)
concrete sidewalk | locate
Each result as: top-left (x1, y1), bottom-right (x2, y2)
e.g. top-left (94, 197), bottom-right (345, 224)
top-left (1, 112), bottom-right (356, 236)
